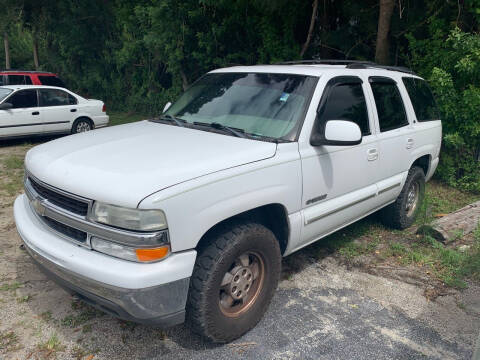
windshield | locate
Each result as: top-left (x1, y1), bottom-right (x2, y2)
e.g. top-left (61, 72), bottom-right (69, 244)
top-left (0, 88), bottom-right (13, 103)
top-left (165, 72), bottom-right (318, 140)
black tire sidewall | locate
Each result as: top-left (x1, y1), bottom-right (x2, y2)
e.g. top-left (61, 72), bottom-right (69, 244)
top-left (398, 167), bottom-right (425, 227)
top-left (195, 223), bottom-right (281, 341)
top-left (72, 119), bottom-right (91, 134)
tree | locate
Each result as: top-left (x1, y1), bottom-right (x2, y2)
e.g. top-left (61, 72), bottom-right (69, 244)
top-left (300, 0), bottom-right (319, 58)
top-left (375, 0), bottom-right (395, 64)
top-left (3, 32), bottom-right (10, 69)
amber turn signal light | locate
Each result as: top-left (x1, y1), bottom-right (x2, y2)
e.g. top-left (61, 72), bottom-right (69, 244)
top-left (135, 246), bottom-right (170, 262)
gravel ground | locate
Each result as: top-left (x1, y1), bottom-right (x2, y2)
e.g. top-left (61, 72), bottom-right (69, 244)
top-left (0, 141), bottom-right (479, 360)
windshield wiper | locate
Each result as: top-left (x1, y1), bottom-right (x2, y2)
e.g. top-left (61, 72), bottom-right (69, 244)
top-left (156, 114), bottom-right (186, 127)
top-left (193, 122), bottom-right (247, 138)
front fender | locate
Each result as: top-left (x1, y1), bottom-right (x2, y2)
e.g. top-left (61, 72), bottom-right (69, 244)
top-left (138, 143), bottom-right (302, 253)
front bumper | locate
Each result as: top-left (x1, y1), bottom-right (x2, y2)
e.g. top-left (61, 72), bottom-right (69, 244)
top-left (14, 194), bottom-right (197, 326)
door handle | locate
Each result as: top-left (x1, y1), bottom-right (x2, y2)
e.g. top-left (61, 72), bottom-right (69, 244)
top-left (406, 138), bottom-right (414, 149)
top-left (70, 109), bottom-right (77, 112)
top-left (32, 111), bottom-right (40, 115)
top-left (367, 148), bottom-right (378, 161)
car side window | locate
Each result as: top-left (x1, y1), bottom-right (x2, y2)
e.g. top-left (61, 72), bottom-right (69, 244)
top-left (6, 90), bottom-right (38, 109)
top-left (39, 89), bottom-right (77, 107)
top-left (25, 76), bottom-right (33, 85)
top-left (369, 77), bottom-right (408, 132)
top-left (402, 77), bottom-right (440, 122)
top-left (317, 78), bottom-right (370, 136)
top-left (7, 75), bottom-right (28, 85)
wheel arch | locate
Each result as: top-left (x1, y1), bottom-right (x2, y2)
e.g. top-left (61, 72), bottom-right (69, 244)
top-left (73, 116), bottom-right (94, 129)
top-left (410, 153), bottom-right (431, 176)
top-left (195, 203), bottom-right (290, 255)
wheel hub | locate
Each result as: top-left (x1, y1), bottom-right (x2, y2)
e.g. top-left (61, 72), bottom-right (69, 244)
top-left (228, 266), bottom-right (253, 300)
top-left (218, 251), bottom-right (265, 317)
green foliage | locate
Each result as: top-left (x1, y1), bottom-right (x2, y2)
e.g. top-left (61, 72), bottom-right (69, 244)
top-left (408, 28), bottom-right (480, 192)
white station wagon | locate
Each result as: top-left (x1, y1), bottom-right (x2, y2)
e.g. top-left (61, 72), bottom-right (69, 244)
top-left (14, 61), bottom-right (442, 343)
top-left (0, 85), bottom-right (108, 139)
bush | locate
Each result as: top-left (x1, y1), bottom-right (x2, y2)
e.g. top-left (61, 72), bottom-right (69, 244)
top-left (409, 28), bottom-right (480, 192)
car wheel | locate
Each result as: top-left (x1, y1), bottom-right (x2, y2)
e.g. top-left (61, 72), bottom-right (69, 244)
top-left (380, 166), bottom-right (425, 229)
top-left (72, 119), bottom-right (92, 134)
top-left (187, 221), bottom-right (281, 343)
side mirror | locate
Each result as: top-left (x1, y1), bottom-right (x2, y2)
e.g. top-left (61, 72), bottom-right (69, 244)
top-left (0, 102), bottom-right (13, 110)
top-left (162, 102), bottom-right (172, 113)
top-left (311, 120), bottom-right (362, 146)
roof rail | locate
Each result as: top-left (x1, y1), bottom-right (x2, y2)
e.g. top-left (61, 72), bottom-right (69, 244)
top-left (276, 59), bottom-right (416, 75)
top-left (0, 69), bottom-right (54, 74)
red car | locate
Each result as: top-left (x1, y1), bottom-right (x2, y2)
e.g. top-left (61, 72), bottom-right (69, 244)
top-left (0, 70), bottom-right (66, 88)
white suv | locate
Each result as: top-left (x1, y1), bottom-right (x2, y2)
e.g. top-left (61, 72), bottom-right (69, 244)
top-left (14, 61), bottom-right (442, 342)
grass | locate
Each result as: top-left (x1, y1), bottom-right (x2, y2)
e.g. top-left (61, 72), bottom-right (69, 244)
top-left (39, 333), bottom-right (65, 352)
top-left (108, 111), bottom-right (149, 127)
top-left (0, 282), bottom-right (23, 292)
top-left (309, 180), bottom-right (480, 289)
top-left (61, 301), bottom-right (103, 328)
top-left (0, 330), bottom-right (19, 351)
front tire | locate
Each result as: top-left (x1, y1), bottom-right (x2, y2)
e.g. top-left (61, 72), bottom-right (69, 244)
top-left (380, 166), bottom-right (425, 229)
top-left (187, 221), bottom-right (281, 343)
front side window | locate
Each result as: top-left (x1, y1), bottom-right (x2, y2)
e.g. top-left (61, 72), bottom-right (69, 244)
top-left (402, 77), bottom-right (440, 122)
top-left (6, 90), bottom-right (38, 109)
top-left (166, 72), bottom-right (318, 140)
top-left (370, 78), bottom-right (408, 132)
top-left (317, 80), bottom-right (370, 135)
top-left (39, 89), bottom-right (77, 107)
top-left (38, 76), bottom-right (67, 88)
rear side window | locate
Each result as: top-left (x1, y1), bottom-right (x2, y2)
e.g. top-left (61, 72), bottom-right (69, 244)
top-left (369, 77), bottom-right (408, 132)
top-left (39, 89), bottom-right (77, 106)
top-left (7, 75), bottom-right (28, 85)
top-left (7, 90), bottom-right (38, 108)
top-left (317, 80), bottom-right (370, 135)
top-left (402, 77), bottom-right (440, 121)
top-left (38, 76), bottom-right (66, 88)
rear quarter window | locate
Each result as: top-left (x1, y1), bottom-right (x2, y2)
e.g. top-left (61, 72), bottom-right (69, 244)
top-left (402, 77), bottom-right (440, 122)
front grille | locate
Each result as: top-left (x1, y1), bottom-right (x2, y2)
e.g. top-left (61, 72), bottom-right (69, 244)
top-left (42, 217), bottom-right (87, 243)
top-left (29, 177), bottom-right (88, 216)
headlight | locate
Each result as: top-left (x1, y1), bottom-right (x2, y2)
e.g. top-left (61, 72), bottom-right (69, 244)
top-left (88, 202), bottom-right (167, 232)
top-left (91, 236), bottom-right (170, 263)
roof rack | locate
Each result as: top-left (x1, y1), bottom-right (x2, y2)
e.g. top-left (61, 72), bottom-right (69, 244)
top-left (275, 60), bottom-right (416, 75)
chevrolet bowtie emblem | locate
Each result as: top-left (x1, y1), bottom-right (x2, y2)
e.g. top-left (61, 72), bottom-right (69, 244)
top-left (32, 198), bottom-right (46, 216)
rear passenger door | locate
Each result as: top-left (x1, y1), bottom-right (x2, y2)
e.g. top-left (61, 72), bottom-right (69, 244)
top-left (0, 89), bottom-right (42, 137)
top-left (39, 89), bottom-right (77, 133)
top-left (367, 76), bottom-right (413, 202)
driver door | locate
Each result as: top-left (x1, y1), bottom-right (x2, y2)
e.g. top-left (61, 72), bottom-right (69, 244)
top-left (298, 76), bottom-right (379, 248)
top-left (0, 89), bottom-right (42, 138)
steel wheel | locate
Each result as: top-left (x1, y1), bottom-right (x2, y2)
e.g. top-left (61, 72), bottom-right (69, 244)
top-left (405, 180), bottom-right (420, 217)
top-left (219, 251), bottom-right (265, 317)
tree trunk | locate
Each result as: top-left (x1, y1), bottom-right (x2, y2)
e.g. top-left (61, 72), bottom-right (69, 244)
top-left (4, 32), bottom-right (10, 70)
top-left (300, 0), bottom-right (319, 58)
top-left (375, 0), bottom-right (395, 65)
top-left (32, 34), bottom-right (39, 70)
top-left (180, 68), bottom-right (189, 91)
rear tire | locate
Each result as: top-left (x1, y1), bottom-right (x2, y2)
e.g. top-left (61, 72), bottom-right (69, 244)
top-left (186, 221), bottom-right (281, 343)
top-left (71, 118), bottom-right (92, 134)
top-left (380, 166), bottom-right (425, 229)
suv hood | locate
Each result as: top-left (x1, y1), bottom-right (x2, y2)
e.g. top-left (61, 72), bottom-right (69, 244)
top-left (25, 121), bottom-right (277, 208)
